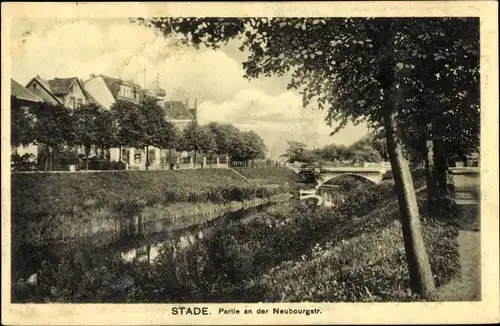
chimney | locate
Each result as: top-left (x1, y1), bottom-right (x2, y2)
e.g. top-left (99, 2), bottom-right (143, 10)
top-left (90, 74), bottom-right (96, 78)
top-left (36, 75), bottom-right (40, 78)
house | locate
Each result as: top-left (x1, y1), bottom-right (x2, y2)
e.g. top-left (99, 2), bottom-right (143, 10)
top-left (164, 99), bottom-right (197, 130)
top-left (25, 75), bottom-right (104, 159)
top-left (25, 76), bottom-right (94, 109)
top-left (11, 78), bottom-right (43, 158)
top-left (84, 74), bottom-right (198, 169)
top-left (83, 74), bottom-right (142, 110)
top-left (147, 87), bottom-right (197, 128)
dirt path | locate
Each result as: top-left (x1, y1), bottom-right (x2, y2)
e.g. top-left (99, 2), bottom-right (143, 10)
top-left (436, 230), bottom-right (481, 301)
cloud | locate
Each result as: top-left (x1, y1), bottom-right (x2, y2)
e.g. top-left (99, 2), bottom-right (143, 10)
top-left (198, 89), bottom-right (369, 157)
top-left (10, 18), bottom-right (370, 157)
top-left (11, 19), bottom-right (260, 102)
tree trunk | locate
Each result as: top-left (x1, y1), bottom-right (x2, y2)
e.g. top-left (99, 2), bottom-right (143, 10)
top-left (424, 125), bottom-right (439, 215)
top-left (145, 146), bottom-right (149, 171)
top-left (434, 145), bottom-right (450, 200)
top-left (209, 153), bottom-right (213, 168)
top-left (433, 140), bottom-right (452, 215)
top-left (118, 145), bottom-right (122, 163)
top-left (383, 108), bottom-right (436, 297)
top-left (376, 20), bottom-right (435, 297)
top-left (169, 149), bottom-right (173, 169)
top-left (194, 150), bottom-right (197, 169)
top-left (44, 147), bottom-right (49, 171)
top-left (85, 145), bottom-right (89, 171)
top-left (147, 243), bottom-right (151, 263)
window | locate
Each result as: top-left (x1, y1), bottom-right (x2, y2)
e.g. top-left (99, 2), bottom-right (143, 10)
top-left (77, 98), bottom-right (83, 107)
top-left (148, 149), bottom-right (156, 164)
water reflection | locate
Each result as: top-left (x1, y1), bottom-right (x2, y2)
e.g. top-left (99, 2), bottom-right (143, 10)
top-left (118, 202), bottom-right (284, 265)
top-left (316, 185), bottom-right (352, 206)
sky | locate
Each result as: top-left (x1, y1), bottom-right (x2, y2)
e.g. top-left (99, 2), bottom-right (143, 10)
top-left (10, 18), bottom-right (369, 158)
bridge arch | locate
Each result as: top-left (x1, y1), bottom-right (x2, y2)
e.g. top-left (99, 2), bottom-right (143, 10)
top-left (316, 173), bottom-right (378, 188)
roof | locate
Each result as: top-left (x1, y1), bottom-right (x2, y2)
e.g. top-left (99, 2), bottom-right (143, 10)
top-left (99, 75), bottom-right (142, 99)
top-left (26, 77), bottom-right (64, 105)
top-left (164, 100), bottom-right (195, 120)
top-left (81, 87), bottom-right (105, 109)
top-left (48, 77), bottom-right (79, 95)
top-left (27, 76), bottom-right (106, 108)
top-left (11, 78), bottom-right (42, 103)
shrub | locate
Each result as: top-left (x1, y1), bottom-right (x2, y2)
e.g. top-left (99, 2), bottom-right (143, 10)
top-left (11, 153), bottom-right (37, 171)
top-left (12, 167), bottom-right (460, 303)
top-left (252, 217), bottom-right (459, 302)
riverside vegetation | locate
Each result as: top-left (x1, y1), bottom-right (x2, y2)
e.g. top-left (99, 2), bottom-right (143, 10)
top-left (11, 167), bottom-right (460, 303)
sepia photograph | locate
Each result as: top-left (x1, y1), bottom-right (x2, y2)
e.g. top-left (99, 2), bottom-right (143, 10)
top-left (1, 1), bottom-right (498, 325)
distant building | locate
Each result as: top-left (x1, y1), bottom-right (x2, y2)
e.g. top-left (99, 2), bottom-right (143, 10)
top-left (164, 99), bottom-right (197, 130)
top-left (84, 74), bottom-right (198, 169)
top-left (15, 73), bottom-right (200, 170)
top-left (83, 74), bottom-right (142, 110)
top-left (25, 75), bottom-right (96, 109)
top-left (10, 78), bottom-right (43, 158)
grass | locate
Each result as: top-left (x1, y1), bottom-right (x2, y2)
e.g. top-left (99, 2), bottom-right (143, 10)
top-left (11, 169), bottom-right (286, 223)
top-left (12, 172), bottom-right (461, 303)
top-left (10, 169), bottom-right (290, 283)
top-left (233, 167), bottom-right (301, 185)
top-left (11, 167), bottom-right (462, 303)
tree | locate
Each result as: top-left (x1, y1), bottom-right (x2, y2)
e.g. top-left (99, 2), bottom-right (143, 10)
top-left (198, 125), bottom-right (217, 167)
top-left (72, 102), bottom-right (104, 170)
top-left (156, 119), bottom-right (181, 167)
top-left (94, 109), bottom-right (115, 160)
top-left (33, 102), bottom-right (74, 171)
top-left (11, 98), bottom-right (38, 148)
top-left (348, 132), bottom-right (389, 161)
top-left (281, 140), bottom-right (309, 163)
top-left (207, 122), bottom-right (241, 164)
top-left (350, 145), bottom-right (383, 164)
top-left (135, 16), bottom-right (479, 297)
top-left (138, 95), bottom-right (169, 170)
top-left (109, 100), bottom-right (146, 164)
top-left (391, 18), bottom-right (479, 212)
top-left (182, 120), bottom-right (204, 166)
top-left (240, 130), bottom-right (267, 166)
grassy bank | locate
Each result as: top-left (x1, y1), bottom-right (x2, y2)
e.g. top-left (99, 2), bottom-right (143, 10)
top-left (13, 179), bottom-right (461, 303)
top-left (11, 169), bottom-right (288, 238)
top-left (11, 169), bottom-right (291, 283)
top-left (233, 167), bottom-right (301, 186)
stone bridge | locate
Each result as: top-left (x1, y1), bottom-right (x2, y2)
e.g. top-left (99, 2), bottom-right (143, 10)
top-left (290, 163), bottom-right (391, 188)
top-left (296, 166), bottom-right (480, 207)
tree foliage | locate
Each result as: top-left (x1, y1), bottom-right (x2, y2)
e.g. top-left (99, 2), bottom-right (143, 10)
top-left (132, 16), bottom-right (479, 297)
top-left (109, 100), bottom-right (147, 150)
top-left (11, 98), bottom-right (38, 147)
